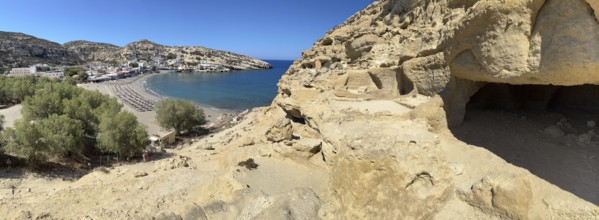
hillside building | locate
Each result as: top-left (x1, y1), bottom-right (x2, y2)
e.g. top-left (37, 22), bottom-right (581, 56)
top-left (7, 66), bottom-right (37, 77)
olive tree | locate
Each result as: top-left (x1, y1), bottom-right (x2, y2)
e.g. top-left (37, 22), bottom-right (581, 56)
top-left (97, 112), bottom-right (148, 158)
top-left (2, 115), bottom-right (85, 167)
top-left (155, 99), bottom-right (206, 134)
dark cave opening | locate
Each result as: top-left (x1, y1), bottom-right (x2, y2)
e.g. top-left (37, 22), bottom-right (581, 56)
top-left (450, 83), bottom-right (599, 205)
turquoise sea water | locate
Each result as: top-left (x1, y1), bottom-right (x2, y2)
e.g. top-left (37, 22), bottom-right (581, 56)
top-left (145, 60), bottom-right (293, 111)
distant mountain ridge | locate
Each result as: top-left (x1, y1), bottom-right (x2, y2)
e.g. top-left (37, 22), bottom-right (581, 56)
top-left (0, 31), bottom-right (271, 73)
top-left (0, 31), bottom-right (82, 72)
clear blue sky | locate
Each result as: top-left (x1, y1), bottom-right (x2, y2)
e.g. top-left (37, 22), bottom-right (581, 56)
top-left (0, 0), bottom-right (375, 60)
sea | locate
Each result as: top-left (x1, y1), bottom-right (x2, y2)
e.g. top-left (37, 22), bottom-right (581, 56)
top-left (145, 60), bottom-right (294, 112)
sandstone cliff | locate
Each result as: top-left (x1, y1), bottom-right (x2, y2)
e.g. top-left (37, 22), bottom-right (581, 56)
top-left (217, 0), bottom-right (599, 218)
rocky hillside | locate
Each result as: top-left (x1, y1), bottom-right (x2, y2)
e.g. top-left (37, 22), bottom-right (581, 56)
top-left (63, 40), bottom-right (120, 62)
top-left (0, 32), bottom-right (83, 73)
top-left (65, 39), bottom-right (272, 70)
top-left (0, 31), bottom-right (270, 73)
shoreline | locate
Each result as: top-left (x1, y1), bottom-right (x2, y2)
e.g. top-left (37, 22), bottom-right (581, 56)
top-left (142, 73), bottom-right (240, 115)
top-left (79, 73), bottom-right (238, 135)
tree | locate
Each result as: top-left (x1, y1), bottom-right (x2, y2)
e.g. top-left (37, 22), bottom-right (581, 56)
top-left (0, 114), bottom-right (4, 131)
top-left (37, 115), bottom-right (86, 156)
top-left (97, 112), bottom-right (148, 158)
top-left (155, 99), bottom-right (206, 134)
top-left (2, 115), bottom-right (85, 167)
top-left (166, 53), bottom-right (177, 60)
top-left (129, 62), bottom-right (139, 68)
top-left (2, 121), bottom-right (46, 166)
top-left (64, 67), bottom-right (88, 81)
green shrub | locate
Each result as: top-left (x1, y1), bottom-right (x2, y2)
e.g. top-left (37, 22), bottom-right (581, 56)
top-left (155, 99), bottom-right (206, 134)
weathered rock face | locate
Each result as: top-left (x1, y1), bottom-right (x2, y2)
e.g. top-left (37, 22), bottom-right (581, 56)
top-left (0, 32), bottom-right (83, 72)
top-left (259, 0), bottom-right (599, 218)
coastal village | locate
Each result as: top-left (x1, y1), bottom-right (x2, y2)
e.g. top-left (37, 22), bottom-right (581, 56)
top-left (0, 37), bottom-right (271, 160)
top-left (4, 57), bottom-right (233, 81)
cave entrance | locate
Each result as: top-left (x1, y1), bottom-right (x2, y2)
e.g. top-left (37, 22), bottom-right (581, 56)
top-left (450, 83), bottom-right (599, 205)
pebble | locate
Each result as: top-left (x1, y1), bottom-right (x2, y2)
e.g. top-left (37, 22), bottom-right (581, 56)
top-left (578, 134), bottom-right (592, 144)
top-left (544, 125), bottom-right (565, 138)
top-left (587, 120), bottom-right (596, 128)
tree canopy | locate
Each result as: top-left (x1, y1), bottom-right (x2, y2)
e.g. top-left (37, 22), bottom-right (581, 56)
top-left (166, 53), bottom-right (177, 60)
top-left (97, 112), bottom-right (148, 158)
top-left (64, 67), bottom-right (88, 81)
top-left (155, 99), bottom-right (206, 134)
top-left (0, 77), bottom-right (149, 166)
top-left (129, 62), bottom-right (139, 68)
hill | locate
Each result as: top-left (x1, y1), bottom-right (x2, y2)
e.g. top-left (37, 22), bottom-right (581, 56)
top-left (0, 32), bottom-right (270, 73)
top-left (0, 32), bottom-right (83, 72)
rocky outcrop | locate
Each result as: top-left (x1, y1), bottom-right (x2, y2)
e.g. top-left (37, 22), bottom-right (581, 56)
top-left (237, 0), bottom-right (599, 218)
top-left (0, 32), bottom-right (83, 72)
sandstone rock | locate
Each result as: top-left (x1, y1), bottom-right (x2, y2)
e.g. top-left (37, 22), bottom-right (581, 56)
top-left (544, 125), bottom-right (565, 138)
top-left (467, 173), bottom-right (533, 219)
top-left (588, 120), bottom-right (597, 128)
top-left (180, 205), bottom-right (208, 220)
top-left (133, 171), bottom-right (148, 178)
top-left (154, 156), bottom-right (191, 171)
top-left (345, 34), bottom-right (383, 60)
top-left (204, 188), bottom-right (322, 219)
top-left (265, 118), bottom-right (293, 142)
top-left (266, 0), bottom-right (599, 218)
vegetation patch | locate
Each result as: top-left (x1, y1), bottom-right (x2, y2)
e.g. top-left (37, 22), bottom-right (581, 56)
top-left (237, 158), bottom-right (259, 170)
top-left (0, 76), bottom-right (148, 168)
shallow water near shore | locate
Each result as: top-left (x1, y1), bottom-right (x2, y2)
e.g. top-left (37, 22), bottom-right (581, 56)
top-left (145, 60), bottom-right (293, 111)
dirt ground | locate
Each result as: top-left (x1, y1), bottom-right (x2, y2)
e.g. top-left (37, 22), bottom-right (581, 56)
top-left (451, 108), bottom-right (599, 204)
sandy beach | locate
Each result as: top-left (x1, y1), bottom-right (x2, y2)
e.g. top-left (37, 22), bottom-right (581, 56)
top-left (79, 73), bottom-right (235, 135)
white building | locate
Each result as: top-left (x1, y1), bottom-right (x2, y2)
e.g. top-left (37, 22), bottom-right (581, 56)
top-left (42, 72), bottom-right (64, 78)
top-left (7, 66), bottom-right (37, 77)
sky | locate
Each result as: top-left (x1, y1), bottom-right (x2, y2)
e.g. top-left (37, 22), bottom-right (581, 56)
top-left (0, 0), bottom-right (375, 60)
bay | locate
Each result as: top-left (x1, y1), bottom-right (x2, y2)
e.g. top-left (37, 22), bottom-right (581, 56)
top-left (145, 60), bottom-right (293, 111)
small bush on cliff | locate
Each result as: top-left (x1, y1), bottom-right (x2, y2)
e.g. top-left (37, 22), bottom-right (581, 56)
top-left (155, 99), bottom-right (206, 134)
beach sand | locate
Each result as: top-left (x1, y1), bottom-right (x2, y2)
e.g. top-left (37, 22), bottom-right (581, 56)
top-left (79, 74), bottom-right (235, 135)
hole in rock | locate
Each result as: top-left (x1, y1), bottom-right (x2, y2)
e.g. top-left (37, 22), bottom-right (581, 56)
top-left (450, 83), bottom-right (599, 205)
top-left (397, 70), bottom-right (414, 95)
top-left (322, 37), bottom-right (333, 46)
top-left (286, 113), bottom-right (306, 125)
